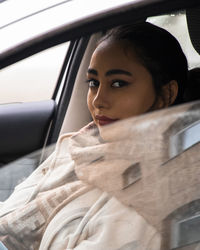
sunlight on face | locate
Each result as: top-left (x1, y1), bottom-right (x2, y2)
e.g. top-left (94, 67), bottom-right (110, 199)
top-left (87, 40), bottom-right (157, 136)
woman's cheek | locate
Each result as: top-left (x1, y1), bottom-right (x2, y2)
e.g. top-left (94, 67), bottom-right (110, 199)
top-left (117, 98), bottom-right (136, 118)
top-left (87, 92), bottom-right (93, 114)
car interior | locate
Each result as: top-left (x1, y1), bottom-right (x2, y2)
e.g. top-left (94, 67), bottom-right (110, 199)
top-left (0, 3), bottom-right (199, 167)
top-left (59, 7), bottom-right (200, 134)
top-left (0, 1), bottom-right (200, 201)
top-left (1, 2), bottom-right (200, 248)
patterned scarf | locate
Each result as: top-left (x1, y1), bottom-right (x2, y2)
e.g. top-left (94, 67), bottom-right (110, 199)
top-left (70, 101), bottom-right (200, 233)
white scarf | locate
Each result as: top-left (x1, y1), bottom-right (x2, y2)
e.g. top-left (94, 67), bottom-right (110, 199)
top-left (69, 101), bottom-right (200, 232)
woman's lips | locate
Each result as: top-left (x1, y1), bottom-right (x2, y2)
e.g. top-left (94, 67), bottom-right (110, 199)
top-left (95, 115), bottom-right (119, 126)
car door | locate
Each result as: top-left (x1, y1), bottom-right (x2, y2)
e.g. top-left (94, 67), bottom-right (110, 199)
top-left (0, 38), bottom-right (89, 167)
top-left (0, 0), bottom-right (94, 167)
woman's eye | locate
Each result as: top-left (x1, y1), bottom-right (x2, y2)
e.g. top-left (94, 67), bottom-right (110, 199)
top-left (111, 80), bottom-right (129, 88)
top-left (86, 79), bottom-right (99, 88)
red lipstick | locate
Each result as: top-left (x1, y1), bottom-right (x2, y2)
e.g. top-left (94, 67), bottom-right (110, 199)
top-left (95, 115), bottom-right (119, 126)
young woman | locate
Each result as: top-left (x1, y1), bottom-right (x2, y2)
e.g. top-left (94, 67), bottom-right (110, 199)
top-left (86, 22), bottom-right (199, 139)
top-left (0, 22), bottom-right (198, 250)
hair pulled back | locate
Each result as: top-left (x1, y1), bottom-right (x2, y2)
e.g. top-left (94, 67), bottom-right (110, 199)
top-left (99, 22), bottom-right (200, 105)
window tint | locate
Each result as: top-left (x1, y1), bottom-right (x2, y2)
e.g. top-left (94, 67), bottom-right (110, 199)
top-left (0, 42), bottom-right (69, 103)
top-left (147, 11), bottom-right (200, 69)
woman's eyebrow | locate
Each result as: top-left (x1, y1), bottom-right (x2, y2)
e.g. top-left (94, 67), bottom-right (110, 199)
top-left (87, 68), bottom-right (132, 77)
top-left (87, 68), bottom-right (98, 75)
top-left (105, 69), bottom-right (132, 76)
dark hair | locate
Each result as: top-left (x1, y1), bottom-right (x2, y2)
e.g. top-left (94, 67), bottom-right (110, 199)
top-left (99, 22), bottom-right (200, 105)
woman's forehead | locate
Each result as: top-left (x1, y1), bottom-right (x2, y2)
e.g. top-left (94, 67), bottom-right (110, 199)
top-left (90, 40), bottom-right (139, 68)
top-left (95, 39), bottom-right (130, 53)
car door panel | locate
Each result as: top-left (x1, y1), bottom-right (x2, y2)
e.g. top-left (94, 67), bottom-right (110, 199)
top-left (0, 99), bottom-right (56, 166)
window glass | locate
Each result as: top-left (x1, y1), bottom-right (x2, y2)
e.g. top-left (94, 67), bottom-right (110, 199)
top-left (147, 11), bottom-right (200, 69)
top-left (2, 5), bottom-right (200, 250)
top-left (0, 42), bottom-right (69, 103)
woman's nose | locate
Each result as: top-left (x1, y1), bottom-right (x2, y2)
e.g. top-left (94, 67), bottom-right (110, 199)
top-left (93, 85), bottom-right (110, 109)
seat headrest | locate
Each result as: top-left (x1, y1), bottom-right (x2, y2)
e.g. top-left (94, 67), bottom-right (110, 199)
top-left (186, 7), bottom-right (200, 55)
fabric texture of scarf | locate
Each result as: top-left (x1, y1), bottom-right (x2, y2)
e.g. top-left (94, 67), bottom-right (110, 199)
top-left (0, 101), bottom-right (200, 249)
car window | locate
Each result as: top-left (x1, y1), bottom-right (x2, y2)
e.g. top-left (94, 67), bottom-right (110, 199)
top-left (0, 42), bottom-right (69, 103)
top-left (2, 2), bottom-right (200, 249)
top-left (0, 143), bottom-right (56, 201)
top-left (147, 10), bottom-right (200, 69)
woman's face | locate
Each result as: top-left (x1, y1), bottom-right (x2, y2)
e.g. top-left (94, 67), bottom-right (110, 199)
top-left (87, 40), bottom-right (157, 132)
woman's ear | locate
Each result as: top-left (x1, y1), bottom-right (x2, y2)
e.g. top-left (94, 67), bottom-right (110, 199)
top-left (157, 80), bottom-right (178, 108)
